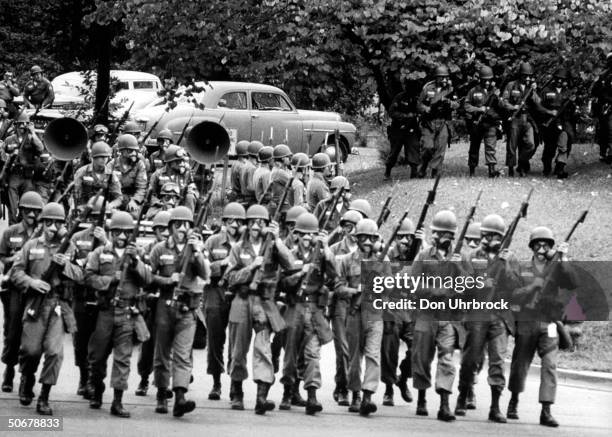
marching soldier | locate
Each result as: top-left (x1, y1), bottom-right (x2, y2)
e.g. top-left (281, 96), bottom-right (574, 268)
top-left (591, 52), bottom-right (612, 162)
top-left (306, 152), bottom-right (332, 212)
top-left (109, 134), bottom-right (148, 217)
top-left (240, 141), bottom-right (264, 207)
top-left (267, 144), bottom-right (293, 215)
top-left (464, 222), bottom-right (481, 250)
top-left (253, 146), bottom-right (274, 204)
top-left (464, 65), bottom-right (503, 177)
top-left (85, 211), bottom-right (151, 417)
top-left (202, 202), bottom-right (246, 401)
top-left (289, 152), bottom-right (309, 208)
top-left (145, 182), bottom-right (181, 221)
top-left (417, 65), bottom-right (457, 178)
top-left (13, 202), bottom-right (82, 415)
top-left (385, 80), bottom-right (421, 180)
top-left (22, 65), bottom-right (54, 110)
top-left (148, 145), bottom-right (198, 212)
top-left (0, 72), bottom-right (20, 117)
top-left (228, 140), bottom-right (250, 202)
top-left (0, 191), bottom-right (44, 392)
top-left (282, 205), bottom-right (308, 248)
top-left (149, 206), bottom-right (210, 417)
top-left (73, 141), bottom-right (122, 214)
top-left (313, 175), bottom-right (351, 236)
top-left (149, 129), bottom-right (174, 172)
top-left (78, 124), bottom-right (109, 168)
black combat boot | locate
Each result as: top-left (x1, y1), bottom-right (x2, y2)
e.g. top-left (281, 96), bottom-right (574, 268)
top-left (382, 384), bottom-right (394, 406)
top-left (508, 166), bottom-right (515, 177)
top-left (291, 380), bottom-right (306, 407)
top-left (554, 162), bottom-right (568, 179)
top-left (208, 373), bottom-right (221, 400)
top-left (348, 391), bottom-right (361, 413)
top-left (305, 387), bottom-right (323, 415)
top-left (466, 385), bottom-right (476, 409)
top-left (506, 392), bottom-right (519, 420)
top-left (384, 165), bottom-right (392, 181)
top-left (543, 161), bottom-right (552, 176)
top-left (19, 373), bottom-right (35, 406)
top-left (2, 366), bottom-right (14, 392)
top-left (437, 391), bottom-right (456, 422)
top-left (359, 390), bottom-right (377, 416)
top-left (454, 389), bottom-right (468, 416)
top-left (135, 376), bottom-right (148, 396)
top-left (469, 166), bottom-right (475, 177)
top-left (410, 164), bottom-right (419, 179)
top-left (83, 375), bottom-right (95, 400)
top-left (89, 381), bottom-right (104, 409)
top-left (110, 389), bottom-right (130, 418)
top-left (488, 164), bottom-right (500, 178)
top-left (397, 354), bottom-right (413, 403)
top-left (36, 384), bottom-right (53, 416)
top-left (416, 389), bottom-right (428, 416)
top-left (230, 380), bottom-right (244, 411)
top-left (155, 388), bottom-right (168, 414)
top-left (540, 402), bottom-right (559, 427)
top-left (337, 389), bottom-right (349, 406)
top-left (488, 386), bottom-right (507, 423)
top-left (173, 387), bottom-right (196, 417)
top-left (77, 366), bottom-right (87, 396)
top-left (254, 382), bottom-right (275, 415)
top-left (430, 169), bottom-right (438, 179)
top-left (279, 384), bottom-right (292, 410)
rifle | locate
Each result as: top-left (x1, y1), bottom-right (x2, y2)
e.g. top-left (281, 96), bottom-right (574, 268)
top-left (334, 128), bottom-right (341, 176)
top-left (378, 209), bottom-right (410, 261)
top-left (48, 162), bottom-right (71, 201)
top-left (475, 86), bottom-right (501, 127)
top-left (408, 174), bottom-right (441, 261)
top-left (453, 189), bottom-right (483, 256)
top-left (140, 112), bottom-right (165, 145)
top-left (500, 187), bottom-right (533, 252)
top-left (91, 172), bottom-right (115, 251)
top-left (57, 181), bottom-right (75, 203)
top-left (108, 101), bottom-right (135, 145)
top-left (26, 189), bottom-right (103, 319)
top-left (176, 111), bottom-right (195, 145)
top-left (542, 92), bottom-right (577, 128)
top-left (508, 75), bottom-right (554, 121)
top-left (376, 194), bottom-right (392, 228)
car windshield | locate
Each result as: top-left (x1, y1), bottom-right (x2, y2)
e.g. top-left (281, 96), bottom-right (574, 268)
top-left (251, 92), bottom-right (293, 111)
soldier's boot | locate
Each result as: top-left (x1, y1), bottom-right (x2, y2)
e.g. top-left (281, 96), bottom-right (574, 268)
top-left (348, 391), bottom-right (361, 413)
top-left (416, 390), bottom-right (428, 416)
top-left (382, 384), bottom-right (394, 406)
top-left (208, 373), bottom-right (222, 400)
top-left (173, 387), bottom-right (196, 417)
top-left (437, 391), bottom-right (456, 422)
top-left (291, 380), bottom-right (306, 407)
top-left (155, 388), bottom-right (168, 414)
top-left (77, 366), bottom-right (87, 396)
top-left (543, 161), bottom-right (552, 176)
top-left (36, 384), bottom-right (53, 416)
top-left (466, 385), bottom-right (476, 410)
top-left (410, 165), bottom-right (419, 179)
top-left (454, 389), bottom-right (468, 416)
top-left (110, 389), bottom-right (130, 418)
top-left (84, 375), bottom-right (95, 400)
top-left (554, 162), bottom-right (568, 179)
top-left (359, 390), bottom-right (377, 416)
top-left (469, 166), bottom-right (475, 177)
top-left (19, 373), bottom-right (35, 406)
top-left (384, 165), bottom-right (392, 181)
top-left (396, 379), bottom-right (412, 403)
top-left (337, 389), bottom-right (350, 407)
top-left (397, 356), bottom-right (413, 403)
top-left (417, 164), bottom-right (428, 179)
top-left (540, 402), bottom-right (559, 427)
top-left (332, 386), bottom-right (340, 402)
top-left (230, 380), bottom-right (245, 411)
top-left (279, 384), bottom-right (293, 410)
top-left (430, 169), bottom-right (438, 179)
top-left (89, 382), bottom-right (104, 409)
top-left (508, 166), bottom-right (515, 177)
top-left (488, 164), bottom-right (500, 178)
top-left (2, 366), bottom-right (14, 392)
top-left (488, 386), bottom-right (507, 423)
top-left (305, 387), bottom-right (323, 415)
top-left (254, 382), bottom-right (275, 415)
top-left (506, 393), bottom-right (519, 419)
top-left (135, 376), bottom-right (149, 396)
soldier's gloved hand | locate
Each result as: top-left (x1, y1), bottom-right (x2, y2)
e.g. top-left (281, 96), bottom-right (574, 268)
top-left (170, 272), bottom-right (181, 284)
top-left (251, 256), bottom-right (264, 270)
top-left (126, 243), bottom-right (138, 259)
top-left (266, 220), bottom-right (280, 239)
top-left (188, 235), bottom-right (204, 253)
top-left (30, 279), bottom-right (51, 294)
top-left (52, 253), bottom-right (68, 266)
top-left (317, 230), bottom-right (329, 248)
top-left (415, 229), bottom-right (425, 241)
top-left (127, 200), bottom-right (139, 213)
top-left (93, 226), bottom-right (108, 245)
top-left (499, 248), bottom-right (510, 260)
top-left (485, 277), bottom-right (496, 288)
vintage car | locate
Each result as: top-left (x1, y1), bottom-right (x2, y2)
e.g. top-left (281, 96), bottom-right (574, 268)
top-left (132, 81), bottom-right (357, 159)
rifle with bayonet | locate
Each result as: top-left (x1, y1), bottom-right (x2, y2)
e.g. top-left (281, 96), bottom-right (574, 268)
top-left (507, 75), bottom-right (554, 121)
top-left (408, 174), bottom-right (441, 261)
top-left (378, 209), bottom-right (411, 261)
top-left (376, 194), bottom-right (392, 228)
top-left (453, 189), bottom-right (483, 256)
top-left (176, 112), bottom-right (195, 146)
top-left (90, 172), bottom-right (115, 251)
top-left (48, 162), bottom-right (71, 201)
top-left (108, 101), bottom-right (135, 145)
top-left (333, 128), bottom-right (341, 176)
top-left (140, 112), bottom-right (166, 145)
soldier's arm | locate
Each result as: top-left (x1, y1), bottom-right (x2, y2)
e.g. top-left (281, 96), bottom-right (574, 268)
top-left (22, 86), bottom-right (33, 108)
top-left (0, 229), bottom-right (13, 264)
top-left (389, 93), bottom-right (412, 121)
top-left (500, 83), bottom-right (516, 111)
top-left (9, 243), bottom-right (33, 291)
top-left (41, 82), bottom-right (54, 109)
top-left (190, 249), bottom-right (211, 281)
top-left (59, 244), bottom-right (84, 283)
top-left (133, 162), bottom-right (148, 204)
top-left (84, 247), bottom-right (113, 290)
top-left (463, 89), bottom-right (481, 114)
top-left (227, 246), bottom-right (252, 287)
top-left (130, 257), bottom-right (152, 285)
top-left (73, 167), bottom-right (84, 205)
top-left (108, 173), bottom-right (123, 208)
top-left (416, 86), bottom-right (431, 114)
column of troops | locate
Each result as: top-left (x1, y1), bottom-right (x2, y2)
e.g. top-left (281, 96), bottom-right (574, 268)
top-left (0, 109), bottom-right (577, 429)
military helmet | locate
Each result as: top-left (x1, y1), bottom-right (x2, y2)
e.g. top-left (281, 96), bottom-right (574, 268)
top-left (397, 218), bottom-right (416, 236)
top-left (164, 145), bottom-right (186, 163)
top-left (324, 146), bottom-right (338, 163)
top-left (90, 141), bottom-right (112, 158)
top-left (480, 214), bottom-right (506, 236)
top-left (222, 202), bottom-right (246, 220)
top-left (15, 112), bottom-right (30, 124)
top-left (291, 152), bottom-right (310, 169)
top-left (330, 176), bottom-right (349, 191)
top-left (348, 199), bottom-right (373, 218)
top-left (246, 204), bottom-right (269, 221)
top-left (519, 62), bottom-right (534, 76)
top-left (294, 213), bottom-right (319, 234)
top-left (19, 191), bottom-right (44, 210)
top-left (87, 195), bottom-right (106, 214)
top-left (93, 124), bottom-right (109, 134)
top-left (273, 144), bottom-right (292, 159)
top-left (122, 121), bottom-right (141, 134)
top-left (479, 66), bottom-right (494, 80)
top-left (339, 210), bottom-right (362, 226)
top-left (152, 210), bottom-right (171, 228)
top-left (311, 152), bottom-right (331, 170)
top-left (109, 211), bottom-right (134, 230)
top-left (529, 226), bottom-right (555, 248)
top-left (169, 206), bottom-right (194, 224)
top-left (248, 141), bottom-right (264, 157)
top-left (30, 65), bottom-right (42, 74)
top-left (355, 218), bottom-right (378, 236)
top-left (258, 146), bottom-right (274, 162)
top-left (435, 65), bottom-right (450, 77)
top-left (160, 182), bottom-right (181, 196)
top-left (286, 206), bottom-right (307, 224)
top-left (430, 210), bottom-right (457, 233)
top-left (465, 222), bottom-right (481, 240)
top-left (40, 202), bottom-right (65, 221)
top-left (0, 99), bottom-right (8, 109)
top-left (236, 140), bottom-right (250, 157)
top-left (157, 129), bottom-right (173, 141)
top-left (117, 134), bottom-right (139, 150)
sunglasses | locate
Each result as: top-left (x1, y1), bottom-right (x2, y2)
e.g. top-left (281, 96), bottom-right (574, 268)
top-left (43, 219), bottom-right (64, 227)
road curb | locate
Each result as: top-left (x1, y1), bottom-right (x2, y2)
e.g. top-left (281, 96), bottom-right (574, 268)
top-left (504, 359), bottom-right (612, 385)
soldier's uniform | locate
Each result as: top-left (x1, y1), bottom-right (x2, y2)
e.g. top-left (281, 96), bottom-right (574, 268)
top-left (253, 148), bottom-right (273, 204)
top-left (228, 140), bottom-right (250, 202)
top-left (312, 175), bottom-right (350, 237)
top-left (305, 171), bottom-right (330, 213)
top-left (591, 54), bottom-right (612, 161)
top-left (0, 75), bottom-right (20, 115)
top-left (23, 68), bottom-right (54, 109)
top-left (239, 141), bottom-right (264, 207)
top-left (267, 167), bottom-right (292, 216)
top-left (108, 152), bottom-right (148, 217)
top-left (289, 152), bottom-right (309, 208)
top-left (149, 158), bottom-right (199, 213)
top-left (73, 163), bottom-right (122, 213)
top-left (385, 86), bottom-right (421, 179)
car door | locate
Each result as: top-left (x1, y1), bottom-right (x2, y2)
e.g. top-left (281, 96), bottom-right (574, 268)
top-left (249, 90), bottom-right (303, 148)
top-left (215, 90), bottom-right (252, 154)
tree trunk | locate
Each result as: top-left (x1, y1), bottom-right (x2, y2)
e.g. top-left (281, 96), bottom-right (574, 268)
top-left (93, 23), bottom-right (112, 125)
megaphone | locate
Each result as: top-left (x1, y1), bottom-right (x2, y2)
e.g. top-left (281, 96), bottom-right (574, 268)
top-left (185, 121), bottom-right (230, 164)
top-left (43, 117), bottom-right (88, 160)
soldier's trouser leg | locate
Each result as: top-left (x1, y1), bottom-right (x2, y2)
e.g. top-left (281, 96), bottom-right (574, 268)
top-left (253, 327), bottom-right (274, 384)
top-left (381, 320), bottom-right (400, 385)
top-left (88, 309), bottom-right (114, 385)
top-left (1, 288), bottom-right (24, 367)
top-left (603, 113), bottom-right (612, 158)
top-left (405, 132), bottom-right (421, 166)
top-left (332, 299), bottom-right (349, 391)
top-left (34, 182), bottom-right (51, 203)
top-left (486, 321), bottom-right (508, 388)
top-left (110, 308), bottom-right (135, 391)
top-left (468, 130), bottom-right (483, 168)
top-left (171, 310), bottom-right (197, 390)
top-left (302, 305), bottom-right (322, 390)
top-left (137, 303), bottom-right (156, 379)
top-left (508, 322), bottom-right (538, 395)
top-left (518, 119), bottom-right (535, 168)
top-left (205, 302), bottom-right (230, 375)
top-left (483, 126), bottom-right (497, 165)
top-left (228, 311), bottom-right (253, 381)
top-left (281, 304), bottom-right (304, 386)
top-left (154, 301), bottom-right (173, 389)
top-left (362, 319), bottom-right (383, 393)
top-left (536, 325), bottom-right (558, 403)
top-left (399, 321), bottom-right (413, 379)
top-left (458, 321), bottom-right (487, 393)
top-left (386, 132), bottom-right (405, 170)
top-left (346, 312), bottom-right (364, 393)
top-left (541, 131), bottom-right (557, 170)
top-left (506, 119), bottom-right (521, 167)
top-left (73, 304), bottom-right (98, 370)
top-left (429, 121), bottom-right (449, 171)
top-left (555, 131), bottom-right (570, 165)
top-left (412, 320), bottom-right (436, 390)
top-left (434, 321), bottom-right (456, 393)
top-left (419, 127), bottom-right (435, 171)
top-left (7, 175), bottom-right (27, 224)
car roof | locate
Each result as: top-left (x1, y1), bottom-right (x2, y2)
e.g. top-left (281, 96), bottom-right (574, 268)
top-left (52, 70), bottom-right (161, 84)
top-left (193, 81), bottom-right (287, 106)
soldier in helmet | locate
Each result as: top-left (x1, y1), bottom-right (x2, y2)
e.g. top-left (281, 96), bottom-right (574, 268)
top-left (306, 152), bottom-right (332, 212)
top-left (108, 134), bottom-right (148, 218)
top-left (225, 204), bottom-right (294, 414)
top-left (385, 79), bottom-right (421, 180)
top-left (85, 211), bottom-right (152, 417)
top-left (267, 144), bottom-right (293, 215)
top-left (464, 65), bottom-right (503, 177)
top-left (240, 141), bottom-right (263, 207)
top-left (348, 198), bottom-right (373, 220)
top-left (22, 65), bottom-right (54, 110)
top-left (78, 124), bottom-right (110, 167)
top-left (282, 205), bottom-right (308, 249)
top-left (0, 71), bottom-right (20, 117)
top-left (121, 121), bottom-right (142, 140)
top-left (73, 141), bottom-right (122, 215)
top-left (539, 68), bottom-right (577, 178)
top-left (254, 146), bottom-right (274, 204)
top-left (289, 152), bottom-right (309, 208)
top-left (0, 191), bottom-right (44, 393)
top-left (229, 140), bottom-right (250, 202)
top-left (12, 202), bottom-right (83, 415)
top-left (2, 111), bottom-right (45, 224)
top-left (507, 226), bottom-right (575, 428)
top-left (145, 182), bottom-right (181, 221)
top-left (149, 206), bottom-right (210, 417)
top-left (149, 129), bottom-right (174, 173)
top-left (0, 99), bottom-right (12, 139)
top-left (202, 202), bottom-right (246, 401)
top-left (455, 214), bottom-right (521, 423)
top-left (313, 176), bottom-right (351, 239)
top-left (148, 145), bottom-right (199, 212)
top-left (417, 65), bottom-right (458, 178)
top-left (464, 222), bottom-right (481, 250)
top-left (591, 52), bottom-right (612, 162)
